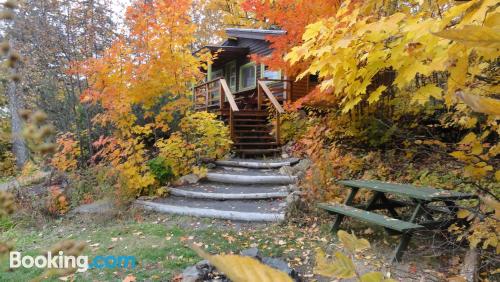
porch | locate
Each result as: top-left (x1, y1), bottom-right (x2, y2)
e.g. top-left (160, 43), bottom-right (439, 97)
top-left (193, 78), bottom-right (289, 157)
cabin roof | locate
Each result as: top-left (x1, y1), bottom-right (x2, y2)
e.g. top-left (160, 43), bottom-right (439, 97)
top-left (225, 28), bottom-right (286, 40)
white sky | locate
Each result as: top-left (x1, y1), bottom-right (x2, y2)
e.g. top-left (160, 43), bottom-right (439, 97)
top-left (111, 0), bottom-right (132, 24)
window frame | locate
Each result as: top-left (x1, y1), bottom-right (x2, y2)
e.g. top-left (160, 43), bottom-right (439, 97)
top-left (260, 64), bottom-right (282, 80)
top-left (225, 60), bottom-right (237, 92)
top-left (239, 62), bottom-right (257, 91)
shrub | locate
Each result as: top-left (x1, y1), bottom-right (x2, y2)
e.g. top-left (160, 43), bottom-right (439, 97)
top-left (51, 133), bottom-right (81, 172)
top-left (179, 111), bottom-right (232, 161)
top-left (153, 112), bottom-right (231, 182)
top-left (147, 156), bottom-right (175, 186)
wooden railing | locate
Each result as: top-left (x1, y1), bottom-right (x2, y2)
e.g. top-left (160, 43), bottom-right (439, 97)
top-left (193, 78), bottom-right (239, 138)
top-left (258, 80), bottom-right (286, 145)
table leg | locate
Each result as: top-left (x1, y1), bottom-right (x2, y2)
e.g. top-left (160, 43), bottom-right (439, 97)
top-left (331, 187), bottom-right (359, 233)
top-left (380, 194), bottom-right (400, 219)
top-left (365, 192), bottom-right (382, 210)
top-left (391, 201), bottom-right (424, 263)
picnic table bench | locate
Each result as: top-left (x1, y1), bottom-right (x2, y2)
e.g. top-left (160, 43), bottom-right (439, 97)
top-left (318, 179), bottom-right (477, 263)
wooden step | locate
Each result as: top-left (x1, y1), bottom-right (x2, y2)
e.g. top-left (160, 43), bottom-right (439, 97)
top-left (235, 142), bottom-right (278, 148)
top-left (234, 148), bottom-right (281, 154)
top-left (234, 130), bottom-right (271, 134)
top-left (318, 203), bottom-right (425, 232)
top-left (234, 118), bottom-right (269, 123)
top-left (233, 111), bottom-right (268, 117)
top-left (235, 135), bottom-right (275, 139)
top-left (234, 124), bottom-right (269, 128)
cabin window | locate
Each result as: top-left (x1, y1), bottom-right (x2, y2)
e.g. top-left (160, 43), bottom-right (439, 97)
top-left (225, 61), bottom-right (237, 92)
top-left (261, 65), bottom-right (281, 80)
top-left (211, 69), bottom-right (223, 80)
top-left (239, 62), bottom-right (256, 90)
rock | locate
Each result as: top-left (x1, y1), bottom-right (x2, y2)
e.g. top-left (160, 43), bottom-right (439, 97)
top-left (240, 247), bottom-right (261, 259)
top-left (71, 199), bottom-right (115, 215)
top-left (288, 184), bottom-right (300, 192)
top-left (281, 153), bottom-right (290, 159)
top-left (261, 257), bottom-right (301, 282)
top-left (279, 165), bottom-right (294, 176)
top-left (286, 191), bottom-right (301, 206)
top-left (181, 265), bottom-right (201, 282)
top-left (174, 174), bottom-right (201, 186)
top-left (293, 159), bottom-right (311, 174)
top-left (206, 163), bottom-right (217, 169)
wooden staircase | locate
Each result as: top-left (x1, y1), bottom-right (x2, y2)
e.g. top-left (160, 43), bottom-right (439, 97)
top-left (233, 110), bottom-right (280, 157)
top-left (194, 79), bottom-right (289, 158)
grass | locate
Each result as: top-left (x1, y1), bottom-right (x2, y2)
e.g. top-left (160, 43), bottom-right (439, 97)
top-left (0, 213), bottom-right (324, 281)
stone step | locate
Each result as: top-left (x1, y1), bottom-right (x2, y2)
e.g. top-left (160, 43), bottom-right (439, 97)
top-left (170, 188), bottom-right (288, 200)
top-left (170, 183), bottom-right (289, 200)
top-left (206, 172), bottom-right (297, 185)
top-left (215, 158), bottom-right (300, 169)
top-left (135, 198), bottom-right (285, 222)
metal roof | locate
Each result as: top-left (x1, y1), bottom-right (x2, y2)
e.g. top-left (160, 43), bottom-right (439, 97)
top-left (225, 28), bottom-right (286, 40)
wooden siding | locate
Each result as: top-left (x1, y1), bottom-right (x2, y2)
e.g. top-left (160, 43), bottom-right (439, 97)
top-left (290, 76), bottom-right (318, 102)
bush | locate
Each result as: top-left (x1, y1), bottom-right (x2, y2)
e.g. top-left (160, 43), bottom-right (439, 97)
top-left (147, 156), bottom-right (175, 186)
top-left (153, 112), bottom-right (231, 182)
top-left (179, 111), bottom-right (232, 160)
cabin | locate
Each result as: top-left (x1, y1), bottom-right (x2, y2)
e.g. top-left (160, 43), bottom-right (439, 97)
top-left (194, 28), bottom-right (318, 157)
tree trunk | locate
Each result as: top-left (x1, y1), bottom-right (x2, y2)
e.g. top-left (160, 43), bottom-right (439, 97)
top-left (460, 248), bottom-right (479, 282)
top-left (6, 70), bottom-right (28, 168)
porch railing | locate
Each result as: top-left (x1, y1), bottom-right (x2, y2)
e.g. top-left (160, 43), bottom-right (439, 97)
top-left (193, 78), bottom-right (239, 138)
top-left (257, 80), bottom-right (286, 145)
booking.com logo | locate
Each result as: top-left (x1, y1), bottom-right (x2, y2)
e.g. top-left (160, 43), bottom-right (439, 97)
top-left (10, 251), bottom-right (136, 272)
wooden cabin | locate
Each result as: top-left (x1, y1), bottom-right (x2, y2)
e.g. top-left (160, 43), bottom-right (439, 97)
top-left (193, 28), bottom-right (318, 157)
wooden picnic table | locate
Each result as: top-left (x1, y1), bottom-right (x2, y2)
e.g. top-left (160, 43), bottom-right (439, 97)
top-left (318, 179), bottom-right (477, 263)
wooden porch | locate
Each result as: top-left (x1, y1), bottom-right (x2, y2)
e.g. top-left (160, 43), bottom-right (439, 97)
top-left (193, 78), bottom-right (291, 157)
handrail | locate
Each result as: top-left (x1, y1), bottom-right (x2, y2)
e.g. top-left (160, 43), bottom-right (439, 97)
top-left (258, 80), bottom-right (285, 114)
top-left (220, 79), bottom-right (239, 112)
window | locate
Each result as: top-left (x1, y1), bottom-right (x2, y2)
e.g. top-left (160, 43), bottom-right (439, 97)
top-left (261, 65), bottom-right (281, 80)
top-left (225, 61), bottom-right (237, 92)
top-left (211, 69), bottom-right (223, 80)
top-left (239, 62), bottom-right (256, 90)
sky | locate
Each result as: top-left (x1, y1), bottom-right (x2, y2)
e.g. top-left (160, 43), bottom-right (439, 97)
top-left (111, 0), bottom-right (132, 24)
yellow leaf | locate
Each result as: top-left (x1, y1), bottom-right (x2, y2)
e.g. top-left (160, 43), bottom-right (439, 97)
top-left (314, 249), bottom-right (356, 279)
top-left (192, 246), bottom-right (293, 282)
top-left (460, 133), bottom-right (477, 145)
top-left (434, 25), bottom-right (500, 48)
top-left (411, 84), bottom-right (443, 105)
top-left (456, 91), bottom-right (500, 116)
top-left (457, 209), bottom-right (471, 219)
top-left (495, 170), bottom-right (500, 182)
top-left (337, 230), bottom-right (371, 253)
top-left (367, 85), bottom-right (387, 104)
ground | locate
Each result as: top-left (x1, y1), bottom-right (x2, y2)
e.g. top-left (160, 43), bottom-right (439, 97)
top-left (0, 205), bottom-right (471, 282)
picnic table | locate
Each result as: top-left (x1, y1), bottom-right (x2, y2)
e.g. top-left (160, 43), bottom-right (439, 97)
top-left (318, 179), bottom-right (477, 263)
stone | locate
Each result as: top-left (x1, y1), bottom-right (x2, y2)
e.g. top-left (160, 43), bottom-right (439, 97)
top-left (181, 265), bottom-right (201, 282)
top-left (261, 257), bottom-right (301, 282)
top-left (281, 153), bottom-right (290, 159)
top-left (240, 247), bottom-right (261, 259)
top-left (71, 199), bottom-right (115, 215)
top-left (286, 191), bottom-right (301, 206)
top-left (174, 173), bottom-right (201, 186)
top-left (206, 163), bottom-right (217, 169)
top-left (293, 159), bottom-right (311, 174)
top-left (279, 165), bottom-right (294, 176)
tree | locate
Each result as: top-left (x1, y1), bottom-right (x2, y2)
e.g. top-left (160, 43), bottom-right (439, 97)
top-left (74, 0), bottom-right (211, 194)
top-left (242, 0), bottom-right (341, 76)
top-left (9, 0), bottom-right (116, 165)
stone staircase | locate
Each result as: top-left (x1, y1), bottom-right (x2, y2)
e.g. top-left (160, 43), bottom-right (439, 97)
top-left (135, 158), bottom-right (300, 222)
